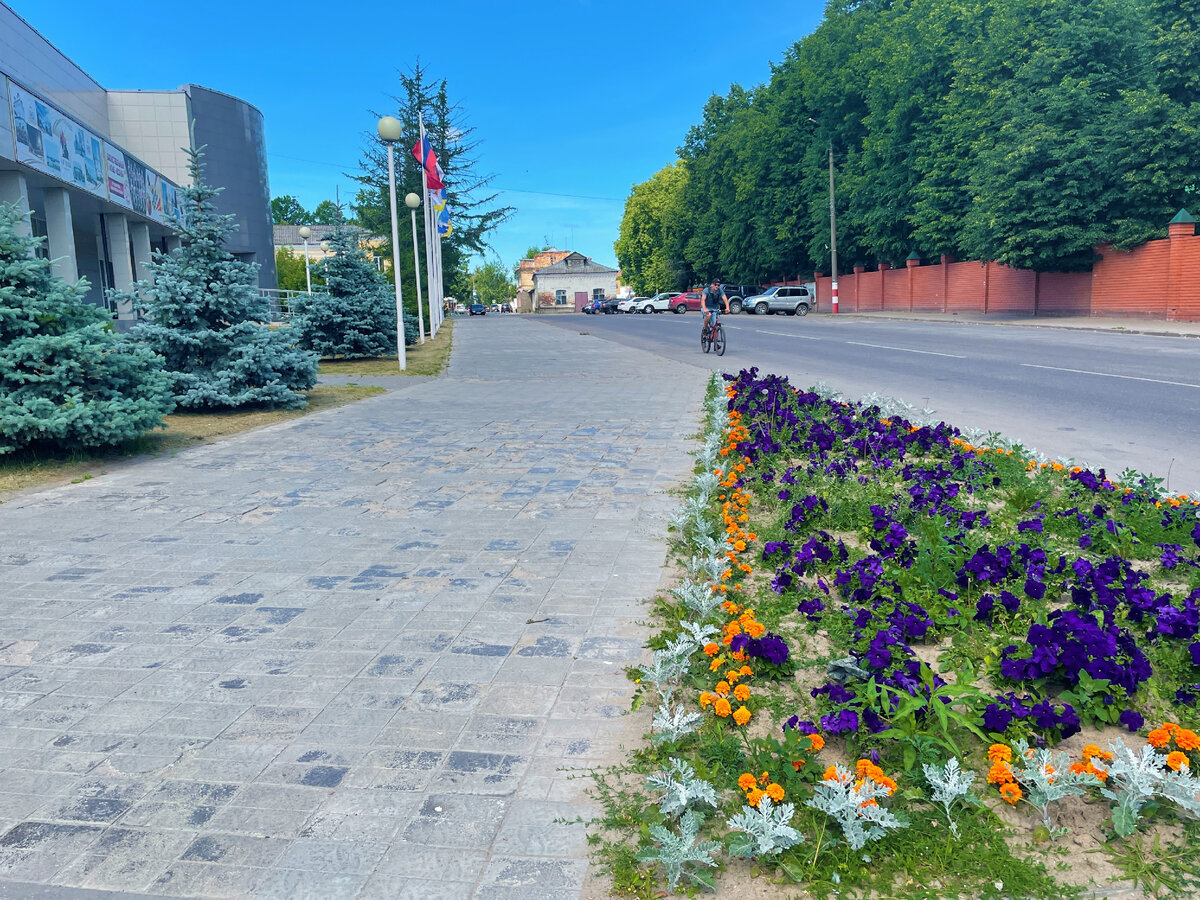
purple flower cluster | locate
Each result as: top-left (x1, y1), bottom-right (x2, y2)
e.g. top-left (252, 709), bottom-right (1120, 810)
top-left (729, 631), bottom-right (790, 667)
top-left (982, 692), bottom-right (1082, 738)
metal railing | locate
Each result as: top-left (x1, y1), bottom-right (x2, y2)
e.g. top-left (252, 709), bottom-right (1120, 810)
top-left (259, 288), bottom-right (308, 323)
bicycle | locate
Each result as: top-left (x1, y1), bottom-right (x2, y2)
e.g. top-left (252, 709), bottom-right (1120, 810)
top-left (701, 309), bottom-right (726, 356)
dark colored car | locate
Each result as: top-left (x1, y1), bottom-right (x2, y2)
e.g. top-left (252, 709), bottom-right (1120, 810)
top-left (597, 296), bottom-right (622, 314)
top-left (469, 303), bottom-right (486, 315)
top-left (720, 283), bottom-right (763, 314)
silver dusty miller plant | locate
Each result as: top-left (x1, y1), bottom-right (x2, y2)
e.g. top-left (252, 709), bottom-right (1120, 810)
top-left (806, 766), bottom-right (907, 850)
top-left (1099, 741), bottom-right (1200, 837)
top-left (1009, 740), bottom-right (1094, 831)
top-left (646, 758), bottom-right (718, 817)
top-left (669, 579), bottom-right (723, 620)
top-left (636, 808), bottom-right (721, 891)
top-left (923, 757), bottom-right (976, 836)
top-left (651, 696), bottom-right (703, 744)
top-left (726, 796), bottom-right (804, 857)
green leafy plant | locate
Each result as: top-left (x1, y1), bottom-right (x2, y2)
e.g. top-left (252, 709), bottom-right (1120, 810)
top-left (646, 758), bottom-right (718, 818)
top-left (726, 796), bottom-right (804, 857)
top-left (636, 809), bottom-right (721, 891)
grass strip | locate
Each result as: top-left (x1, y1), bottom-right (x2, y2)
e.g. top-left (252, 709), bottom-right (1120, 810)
top-left (317, 317), bottom-right (453, 377)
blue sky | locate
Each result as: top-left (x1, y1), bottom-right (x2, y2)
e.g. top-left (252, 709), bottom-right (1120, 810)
top-left (12, 0), bottom-right (824, 271)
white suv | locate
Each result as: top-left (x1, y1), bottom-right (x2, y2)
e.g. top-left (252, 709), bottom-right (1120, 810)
top-left (637, 292), bottom-right (676, 314)
top-left (745, 285), bottom-right (814, 316)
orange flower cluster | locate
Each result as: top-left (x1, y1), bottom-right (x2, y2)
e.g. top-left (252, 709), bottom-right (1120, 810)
top-left (737, 770), bottom-right (785, 808)
top-left (986, 743), bottom-right (1023, 805)
top-left (1068, 744), bottom-right (1112, 783)
top-left (823, 759), bottom-right (898, 808)
top-left (1147, 722), bottom-right (1200, 771)
top-left (791, 732), bottom-right (825, 772)
top-left (698, 600), bottom-right (766, 727)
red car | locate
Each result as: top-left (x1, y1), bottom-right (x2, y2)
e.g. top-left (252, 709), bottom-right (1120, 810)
top-left (668, 291), bottom-right (704, 313)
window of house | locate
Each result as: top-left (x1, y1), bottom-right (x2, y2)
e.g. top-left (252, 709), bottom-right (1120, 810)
top-left (592, 288), bottom-right (604, 300)
top-left (555, 290), bottom-right (568, 305)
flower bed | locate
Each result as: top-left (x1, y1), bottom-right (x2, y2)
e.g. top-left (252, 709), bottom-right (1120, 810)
top-left (591, 369), bottom-right (1200, 899)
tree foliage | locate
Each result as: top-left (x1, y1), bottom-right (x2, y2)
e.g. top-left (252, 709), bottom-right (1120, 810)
top-left (291, 227), bottom-right (400, 358)
top-left (617, 0), bottom-right (1200, 276)
top-left (353, 62), bottom-right (514, 316)
top-left (0, 203), bottom-right (174, 456)
top-left (614, 162), bottom-right (689, 295)
top-left (119, 148), bottom-right (318, 410)
top-left (275, 246), bottom-right (314, 293)
top-left (271, 194), bottom-right (308, 224)
top-left (471, 260), bottom-right (516, 306)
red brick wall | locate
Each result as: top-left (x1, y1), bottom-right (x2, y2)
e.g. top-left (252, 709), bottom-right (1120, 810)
top-left (776, 222), bottom-right (1200, 320)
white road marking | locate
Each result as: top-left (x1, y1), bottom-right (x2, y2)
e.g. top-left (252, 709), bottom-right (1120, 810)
top-left (752, 329), bottom-right (822, 340)
top-left (1022, 363), bottom-right (1200, 389)
top-left (844, 341), bottom-right (966, 359)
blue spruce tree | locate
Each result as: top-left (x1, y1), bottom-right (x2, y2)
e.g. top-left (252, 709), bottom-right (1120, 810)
top-left (117, 148), bottom-right (318, 409)
top-left (291, 226), bottom-right (399, 358)
top-left (0, 203), bottom-right (174, 456)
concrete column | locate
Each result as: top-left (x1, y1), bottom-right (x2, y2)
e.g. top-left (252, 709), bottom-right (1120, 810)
top-left (104, 213), bottom-right (136, 323)
top-left (0, 171), bottom-right (32, 240)
top-left (129, 222), bottom-right (153, 283)
top-left (44, 188), bottom-right (79, 284)
top-left (166, 235), bottom-right (181, 254)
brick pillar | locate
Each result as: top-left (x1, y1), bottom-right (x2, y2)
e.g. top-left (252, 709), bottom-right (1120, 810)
top-left (906, 253), bottom-right (920, 311)
top-left (940, 254), bottom-right (953, 314)
top-left (1168, 209), bottom-right (1195, 320)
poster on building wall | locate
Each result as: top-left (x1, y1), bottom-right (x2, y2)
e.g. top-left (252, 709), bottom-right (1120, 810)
top-left (7, 79), bottom-right (106, 199)
top-left (103, 142), bottom-right (131, 208)
top-left (160, 181), bottom-right (185, 226)
top-left (122, 153), bottom-right (150, 218)
top-left (144, 169), bottom-right (165, 222)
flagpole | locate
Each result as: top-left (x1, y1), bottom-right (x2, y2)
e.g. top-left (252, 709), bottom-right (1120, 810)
top-left (419, 112), bottom-right (437, 334)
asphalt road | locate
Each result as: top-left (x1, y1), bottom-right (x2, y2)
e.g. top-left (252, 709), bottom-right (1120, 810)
top-left (530, 311), bottom-right (1200, 493)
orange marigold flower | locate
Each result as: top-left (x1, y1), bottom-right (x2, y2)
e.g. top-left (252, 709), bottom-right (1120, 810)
top-left (792, 759), bottom-right (805, 772)
top-left (698, 692), bottom-right (714, 709)
top-left (1165, 722), bottom-right (1181, 736)
top-left (1167, 751), bottom-right (1189, 771)
top-left (1176, 729), bottom-right (1200, 751)
top-left (765, 783), bottom-right (785, 802)
top-left (715, 681), bottom-right (730, 695)
top-left (746, 787), bottom-right (764, 807)
top-left (733, 706), bottom-right (752, 726)
top-left (822, 766), bottom-right (841, 782)
top-left (725, 670), bottom-right (741, 684)
top-left (999, 782), bottom-right (1022, 805)
top-left (713, 698), bottom-right (732, 718)
top-left (987, 761), bottom-right (1014, 785)
top-left (702, 642), bottom-right (719, 657)
top-left (709, 657), bottom-right (723, 672)
top-left (988, 744), bottom-right (1012, 764)
top-left (737, 772), bottom-right (757, 792)
top-left (721, 600), bottom-right (741, 615)
top-left (740, 665), bottom-right (753, 676)
top-left (733, 684), bottom-right (751, 702)
top-left (733, 540), bottom-right (747, 552)
top-left (1147, 728), bottom-right (1171, 749)
top-left (807, 733), bottom-right (825, 751)
top-left (1069, 762), bottom-right (1087, 776)
top-left (1081, 744), bottom-right (1103, 761)
top-left (744, 621), bottom-right (766, 638)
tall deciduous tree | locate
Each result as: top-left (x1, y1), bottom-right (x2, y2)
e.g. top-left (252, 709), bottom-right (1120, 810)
top-left (470, 261), bottom-right (516, 306)
top-left (615, 162), bottom-right (690, 294)
top-left (0, 203), bottom-right (173, 455)
top-left (118, 148), bottom-right (318, 409)
top-left (271, 195), bottom-right (309, 224)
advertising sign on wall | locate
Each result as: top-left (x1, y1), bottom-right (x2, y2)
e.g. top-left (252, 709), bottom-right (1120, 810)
top-left (8, 79), bottom-right (106, 200)
top-left (103, 142), bottom-right (131, 208)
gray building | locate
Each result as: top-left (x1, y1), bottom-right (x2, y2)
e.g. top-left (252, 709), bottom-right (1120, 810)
top-left (531, 252), bottom-right (619, 312)
top-left (0, 3), bottom-right (275, 324)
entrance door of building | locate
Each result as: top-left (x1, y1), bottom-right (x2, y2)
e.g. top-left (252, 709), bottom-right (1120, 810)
top-left (574, 291), bottom-right (588, 311)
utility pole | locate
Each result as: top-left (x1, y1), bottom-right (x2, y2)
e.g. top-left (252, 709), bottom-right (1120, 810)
top-left (828, 141), bottom-right (839, 315)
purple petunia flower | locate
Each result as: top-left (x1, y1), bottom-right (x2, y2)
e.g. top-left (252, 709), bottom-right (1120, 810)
top-left (1119, 709), bottom-right (1144, 732)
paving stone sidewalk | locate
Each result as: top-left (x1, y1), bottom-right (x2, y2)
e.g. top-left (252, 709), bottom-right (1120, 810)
top-left (0, 318), bottom-right (711, 899)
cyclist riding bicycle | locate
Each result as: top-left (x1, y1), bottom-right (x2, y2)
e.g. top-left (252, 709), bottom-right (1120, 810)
top-left (702, 279), bottom-right (728, 335)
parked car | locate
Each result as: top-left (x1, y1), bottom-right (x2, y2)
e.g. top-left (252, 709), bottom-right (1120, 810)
top-left (455, 303), bottom-right (467, 313)
top-left (598, 296), bottom-right (622, 314)
top-left (668, 291), bottom-right (705, 313)
top-left (469, 303), bottom-right (486, 315)
top-left (617, 297), bottom-right (643, 314)
top-left (744, 285), bottom-right (814, 316)
top-left (638, 292), bottom-right (676, 314)
top-left (720, 283), bottom-right (763, 314)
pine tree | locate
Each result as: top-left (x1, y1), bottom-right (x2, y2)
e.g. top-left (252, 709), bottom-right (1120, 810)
top-left (0, 203), bottom-right (174, 456)
top-left (292, 226), bottom-right (398, 358)
top-left (117, 148), bottom-right (318, 409)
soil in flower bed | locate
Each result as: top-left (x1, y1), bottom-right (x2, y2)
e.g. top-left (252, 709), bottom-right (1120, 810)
top-left (588, 369), bottom-right (1200, 900)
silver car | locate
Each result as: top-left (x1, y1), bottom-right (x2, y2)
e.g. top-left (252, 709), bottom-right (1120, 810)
top-left (746, 285), bottom-right (814, 316)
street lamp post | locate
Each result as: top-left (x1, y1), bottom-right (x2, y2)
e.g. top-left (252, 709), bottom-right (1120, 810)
top-left (404, 192), bottom-right (426, 344)
top-left (298, 225), bottom-right (312, 293)
top-left (377, 116), bottom-right (406, 371)
top-left (808, 118), bottom-right (839, 314)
